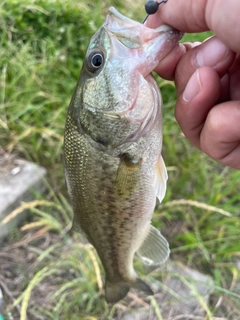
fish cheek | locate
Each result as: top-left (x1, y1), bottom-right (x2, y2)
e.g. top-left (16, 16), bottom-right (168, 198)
top-left (114, 154), bottom-right (142, 199)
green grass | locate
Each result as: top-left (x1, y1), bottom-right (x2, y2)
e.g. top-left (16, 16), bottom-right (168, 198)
top-left (1, 0), bottom-right (240, 319)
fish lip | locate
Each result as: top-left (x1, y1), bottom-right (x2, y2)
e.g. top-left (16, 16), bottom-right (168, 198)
top-left (108, 6), bottom-right (177, 32)
top-left (151, 24), bottom-right (184, 44)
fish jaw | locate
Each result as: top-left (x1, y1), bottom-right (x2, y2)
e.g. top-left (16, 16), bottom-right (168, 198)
top-left (105, 6), bottom-right (183, 78)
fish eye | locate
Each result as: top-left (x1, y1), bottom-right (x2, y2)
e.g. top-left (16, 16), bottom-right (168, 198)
top-left (87, 50), bottom-right (104, 72)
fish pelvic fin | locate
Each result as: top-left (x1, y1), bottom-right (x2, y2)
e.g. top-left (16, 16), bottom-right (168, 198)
top-left (137, 225), bottom-right (170, 265)
top-left (67, 216), bottom-right (82, 236)
top-left (105, 278), bottom-right (153, 303)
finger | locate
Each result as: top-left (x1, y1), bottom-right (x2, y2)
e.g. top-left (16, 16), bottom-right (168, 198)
top-left (200, 101), bottom-right (240, 169)
top-left (175, 67), bottom-right (221, 148)
top-left (205, 0), bottom-right (240, 52)
top-left (174, 36), bottom-right (235, 96)
top-left (154, 43), bottom-right (186, 80)
top-left (147, 0), bottom-right (240, 52)
top-left (218, 73), bottom-right (230, 103)
top-left (229, 53), bottom-right (240, 100)
top-left (175, 67), bottom-right (240, 169)
top-left (146, 0), bottom-right (208, 32)
top-left (153, 42), bottom-right (200, 81)
top-left (183, 42), bottom-right (202, 51)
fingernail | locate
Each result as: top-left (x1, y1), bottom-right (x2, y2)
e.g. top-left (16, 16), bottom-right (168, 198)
top-left (196, 37), bottom-right (228, 67)
top-left (183, 69), bottom-right (202, 102)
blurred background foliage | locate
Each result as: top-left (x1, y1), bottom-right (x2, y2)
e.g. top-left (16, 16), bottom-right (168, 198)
top-left (0, 0), bottom-right (240, 319)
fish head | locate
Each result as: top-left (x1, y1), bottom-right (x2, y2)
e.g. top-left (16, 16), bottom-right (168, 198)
top-left (73, 7), bottom-right (183, 150)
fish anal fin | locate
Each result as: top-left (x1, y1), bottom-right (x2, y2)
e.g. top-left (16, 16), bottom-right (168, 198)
top-left (155, 155), bottom-right (168, 203)
top-left (137, 225), bottom-right (170, 265)
top-left (133, 277), bottom-right (153, 296)
top-left (105, 278), bottom-right (153, 303)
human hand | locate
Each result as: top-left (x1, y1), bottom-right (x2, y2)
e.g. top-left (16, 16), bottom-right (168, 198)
top-left (147, 0), bottom-right (240, 169)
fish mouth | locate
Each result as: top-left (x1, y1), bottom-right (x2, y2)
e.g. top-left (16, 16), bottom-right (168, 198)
top-left (104, 7), bottom-right (183, 79)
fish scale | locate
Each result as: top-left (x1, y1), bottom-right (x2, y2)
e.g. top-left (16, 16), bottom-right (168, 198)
top-left (63, 7), bottom-right (182, 303)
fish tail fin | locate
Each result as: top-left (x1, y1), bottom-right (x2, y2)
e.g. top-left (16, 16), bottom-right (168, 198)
top-left (105, 281), bottom-right (130, 304)
top-left (105, 278), bottom-right (153, 303)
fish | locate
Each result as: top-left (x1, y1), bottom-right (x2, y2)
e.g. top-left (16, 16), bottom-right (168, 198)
top-left (63, 7), bottom-right (182, 303)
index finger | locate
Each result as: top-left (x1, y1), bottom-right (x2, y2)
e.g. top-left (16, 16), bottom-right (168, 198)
top-left (147, 0), bottom-right (240, 52)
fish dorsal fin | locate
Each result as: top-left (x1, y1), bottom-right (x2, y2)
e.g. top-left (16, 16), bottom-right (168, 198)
top-left (136, 225), bottom-right (170, 265)
top-left (155, 155), bottom-right (168, 203)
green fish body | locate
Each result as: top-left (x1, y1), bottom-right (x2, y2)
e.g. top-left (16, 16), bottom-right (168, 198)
top-left (64, 7), bottom-right (182, 303)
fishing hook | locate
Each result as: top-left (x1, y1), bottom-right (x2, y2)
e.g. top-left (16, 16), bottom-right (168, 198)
top-left (142, 0), bottom-right (168, 24)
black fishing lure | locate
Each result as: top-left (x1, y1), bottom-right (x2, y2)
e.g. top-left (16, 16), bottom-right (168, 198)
top-left (142, 0), bottom-right (168, 24)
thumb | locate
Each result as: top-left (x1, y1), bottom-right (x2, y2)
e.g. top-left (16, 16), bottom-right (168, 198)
top-left (200, 100), bottom-right (240, 169)
top-left (174, 36), bottom-right (235, 96)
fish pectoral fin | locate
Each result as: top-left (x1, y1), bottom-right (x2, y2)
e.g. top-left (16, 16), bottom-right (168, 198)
top-left (105, 278), bottom-right (153, 303)
top-left (155, 155), bottom-right (168, 203)
top-left (115, 154), bottom-right (141, 199)
top-left (136, 225), bottom-right (170, 265)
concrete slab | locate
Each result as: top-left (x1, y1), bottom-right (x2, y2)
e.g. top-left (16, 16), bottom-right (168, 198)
top-left (0, 152), bottom-right (46, 242)
top-left (159, 260), bottom-right (214, 318)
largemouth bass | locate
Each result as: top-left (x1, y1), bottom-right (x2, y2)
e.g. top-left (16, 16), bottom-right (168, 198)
top-left (64, 7), bottom-right (182, 303)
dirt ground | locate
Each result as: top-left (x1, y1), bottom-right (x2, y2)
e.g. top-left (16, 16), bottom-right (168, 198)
top-left (0, 231), bottom-right (66, 320)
